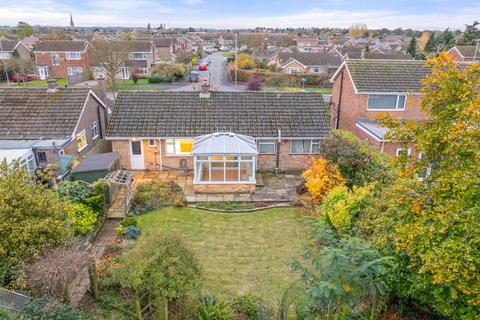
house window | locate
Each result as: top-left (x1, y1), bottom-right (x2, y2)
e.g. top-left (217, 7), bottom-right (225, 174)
top-left (310, 67), bottom-right (320, 73)
top-left (65, 52), bottom-right (81, 60)
top-left (148, 139), bottom-right (156, 147)
top-left (287, 67), bottom-right (302, 74)
top-left (396, 148), bottom-right (412, 157)
top-left (58, 149), bottom-right (65, 156)
top-left (367, 94), bottom-right (406, 111)
top-left (38, 152), bottom-right (47, 162)
top-left (258, 140), bottom-right (276, 154)
top-left (76, 130), bottom-right (88, 152)
top-left (51, 53), bottom-right (60, 65)
top-left (91, 121), bottom-right (98, 139)
top-left (0, 52), bottom-right (11, 59)
top-left (290, 140), bottom-right (320, 154)
top-left (165, 139), bottom-right (193, 155)
top-left (130, 53), bottom-right (147, 60)
top-left (67, 67), bottom-right (82, 75)
top-left (417, 153), bottom-right (432, 180)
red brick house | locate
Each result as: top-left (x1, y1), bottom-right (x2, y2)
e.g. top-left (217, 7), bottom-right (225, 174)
top-left (33, 41), bottom-right (90, 79)
top-left (0, 81), bottom-right (108, 180)
top-left (447, 46), bottom-right (480, 63)
top-left (330, 59), bottom-right (430, 156)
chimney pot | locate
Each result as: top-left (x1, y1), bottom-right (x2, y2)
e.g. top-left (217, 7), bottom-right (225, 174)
top-left (199, 78), bottom-right (210, 98)
top-left (46, 78), bottom-right (57, 92)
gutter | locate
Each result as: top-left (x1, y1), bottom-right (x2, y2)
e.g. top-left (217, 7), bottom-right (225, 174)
top-left (336, 70), bottom-right (344, 129)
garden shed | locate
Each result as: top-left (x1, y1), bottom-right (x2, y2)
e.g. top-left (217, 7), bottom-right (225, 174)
top-left (71, 152), bottom-right (119, 183)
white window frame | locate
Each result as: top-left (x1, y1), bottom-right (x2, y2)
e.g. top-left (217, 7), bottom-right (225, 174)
top-left (67, 67), bottom-right (83, 75)
top-left (148, 139), bottom-right (157, 147)
top-left (258, 140), bottom-right (276, 154)
top-left (287, 67), bottom-right (302, 74)
top-left (194, 155), bottom-right (256, 184)
top-left (165, 139), bottom-right (194, 155)
top-left (91, 121), bottom-right (99, 139)
top-left (130, 52), bottom-right (147, 60)
top-left (417, 152), bottom-right (432, 180)
top-left (51, 53), bottom-right (60, 66)
top-left (290, 139), bottom-right (320, 155)
top-left (310, 67), bottom-right (320, 73)
top-left (76, 129), bottom-right (88, 152)
top-left (396, 147), bottom-right (412, 157)
top-left (367, 94), bottom-right (407, 111)
top-left (65, 52), bottom-right (81, 60)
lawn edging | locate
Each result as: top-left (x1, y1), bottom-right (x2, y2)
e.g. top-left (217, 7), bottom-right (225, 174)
top-left (188, 202), bottom-right (292, 213)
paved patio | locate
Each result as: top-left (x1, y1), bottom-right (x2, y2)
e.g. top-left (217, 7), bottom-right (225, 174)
top-left (132, 171), bottom-right (302, 203)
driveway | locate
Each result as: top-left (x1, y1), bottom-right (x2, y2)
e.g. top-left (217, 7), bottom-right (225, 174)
top-left (174, 52), bottom-right (244, 92)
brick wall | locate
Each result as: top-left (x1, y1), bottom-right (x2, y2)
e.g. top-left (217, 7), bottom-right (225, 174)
top-left (34, 51), bottom-right (90, 78)
top-left (193, 183), bottom-right (255, 193)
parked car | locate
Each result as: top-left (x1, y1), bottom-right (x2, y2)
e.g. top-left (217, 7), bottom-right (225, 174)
top-left (199, 65), bottom-right (208, 71)
top-left (188, 71), bottom-right (200, 82)
top-left (12, 74), bottom-right (35, 82)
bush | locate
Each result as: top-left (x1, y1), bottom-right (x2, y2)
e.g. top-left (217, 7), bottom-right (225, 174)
top-left (148, 75), bottom-right (162, 83)
top-left (131, 181), bottom-right (185, 214)
top-left (197, 295), bottom-right (233, 320)
top-left (231, 293), bottom-right (272, 320)
top-left (23, 297), bottom-right (81, 320)
top-left (264, 74), bottom-right (298, 87)
top-left (65, 202), bottom-right (98, 235)
top-left (123, 226), bottom-right (141, 240)
top-left (131, 72), bottom-right (139, 84)
top-left (321, 130), bottom-right (392, 188)
top-left (54, 180), bottom-right (92, 202)
top-left (83, 194), bottom-right (104, 214)
top-left (236, 53), bottom-right (256, 70)
top-left (121, 216), bottom-right (137, 228)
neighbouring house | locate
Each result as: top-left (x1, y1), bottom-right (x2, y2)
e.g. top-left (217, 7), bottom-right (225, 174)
top-left (329, 46), bottom-right (365, 59)
top-left (330, 59), bottom-right (430, 156)
top-left (0, 81), bottom-right (108, 180)
top-left (197, 35), bottom-right (218, 52)
top-left (218, 33), bottom-right (235, 51)
top-left (447, 46), bottom-right (480, 63)
top-left (0, 40), bottom-right (32, 61)
top-left (273, 52), bottom-right (342, 75)
top-left (294, 36), bottom-right (323, 53)
top-left (153, 37), bottom-right (176, 62)
top-left (362, 52), bottom-right (413, 60)
top-left (106, 88), bottom-right (330, 193)
top-left (34, 40), bottom-right (90, 79)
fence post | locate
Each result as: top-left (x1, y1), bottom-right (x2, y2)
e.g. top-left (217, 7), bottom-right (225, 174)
top-left (88, 259), bottom-right (99, 301)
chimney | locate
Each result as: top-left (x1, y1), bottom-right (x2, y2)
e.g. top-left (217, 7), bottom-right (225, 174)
top-left (46, 78), bottom-right (57, 92)
top-left (199, 78), bottom-right (210, 98)
top-left (97, 78), bottom-right (107, 104)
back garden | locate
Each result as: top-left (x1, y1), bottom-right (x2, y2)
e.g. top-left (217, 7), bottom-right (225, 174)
top-left (0, 55), bottom-right (478, 319)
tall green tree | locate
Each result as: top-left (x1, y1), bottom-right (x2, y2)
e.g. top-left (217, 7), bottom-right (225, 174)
top-left (362, 53), bottom-right (480, 318)
top-left (439, 29), bottom-right (456, 50)
top-left (424, 32), bottom-right (437, 52)
top-left (458, 21), bottom-right (480, 45)
top-left (407, 37), bottom-right (417, 57)
top-left (14, 21), bottom-right (36, 39)
top-left (0, 161), bottom-right (69, 285)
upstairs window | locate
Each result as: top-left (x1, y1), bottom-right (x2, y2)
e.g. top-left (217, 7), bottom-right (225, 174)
top-left (91, 121), bottom-right (98, 139)
top-left (76, 130), bottom-right (88, 152)
top-left (130, 53), bottom-right (147, 60)
top-left (65, 52), bottom-right (81, 60)
top-left (367, 94), bottom-right (406, 111)
top-left (51, 53), bottom-right (59, 66)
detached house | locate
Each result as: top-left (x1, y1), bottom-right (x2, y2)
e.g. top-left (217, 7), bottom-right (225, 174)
top-left (0, 39), bottom-right (31, 61)
top-left (447, 46), bottom-right (480, 63)
top-left (274, 52), bottom-right (342, 75)
top-left (106, 89), bottom-right (329, 193)
top-left (218, 33), bottom-right (235, 51)
top-left (153, 37), bottom-right (176, 62)
top-left (34, 41), bottom-right (90, 79)
top-left (294, 37), bottom-right (322, 53)
top-left (330, 59), bottom-right (430, 156)
top-left (0, 82), bottom-right (108, 180)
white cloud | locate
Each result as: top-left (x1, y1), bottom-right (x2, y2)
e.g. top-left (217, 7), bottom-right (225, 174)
top-left (181, 0), bottom-right (203, 5)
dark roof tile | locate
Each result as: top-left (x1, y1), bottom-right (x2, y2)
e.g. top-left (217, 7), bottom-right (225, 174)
top-left (34, 40), bottom-right (88, 52)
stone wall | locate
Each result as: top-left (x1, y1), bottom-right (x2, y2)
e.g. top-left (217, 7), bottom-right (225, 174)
top-left (193, 183), bottom-right (255, 193)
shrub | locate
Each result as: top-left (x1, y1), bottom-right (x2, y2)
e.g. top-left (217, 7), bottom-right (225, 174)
top-left (23, 296), bottom-right (81, 320)
top-left (320, 184), bottom-right (374, 234)
top-left (83, 194), bottom-right (104, 214)
top-left (321, 130), bottom-right (392, 188)
top-left (131, 72), bottom-right (139, 84)
top-left (148, 75), bottom-right (162, 83)
top-left (121, 216), bottom-right (137, 228)
top-left (123, 226), bottom-right (141, 240)
top-left (54, 180), bottom-right (92, 202)
top-left (236, 53), bottom-right (256, 70)
top-left (66, 202), bottom-right (98, 235)
top-left (302, 157), bottom-right (346, 206)
top-left (131, 181), bottom-right (185, 213)
top-left (197, 295), bottom-right (233, 320)
top-left (231, 293), bottom-right (272, 320)
top-left (91, 179), bottom-right (109, 203)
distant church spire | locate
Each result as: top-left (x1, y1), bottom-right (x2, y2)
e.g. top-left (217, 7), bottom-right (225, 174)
top-left (69, 12), bottom-right (75, 30)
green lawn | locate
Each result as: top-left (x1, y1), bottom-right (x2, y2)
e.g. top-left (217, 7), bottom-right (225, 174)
top-left (263, 87), bottom-right (332, 94)
top-left (15, 78), bottom-right (67, 87)
top-left (134, 207), bottom-right (314, 302)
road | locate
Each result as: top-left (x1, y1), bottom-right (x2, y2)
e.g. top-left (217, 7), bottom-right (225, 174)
top-left (174, 51), bottom-right (244, 91)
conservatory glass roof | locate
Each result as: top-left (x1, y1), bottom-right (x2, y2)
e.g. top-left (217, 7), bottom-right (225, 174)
top-left (192, 132), bottom-right (258, 155)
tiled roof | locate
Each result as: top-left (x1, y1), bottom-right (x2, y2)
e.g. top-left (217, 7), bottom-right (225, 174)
top-left (125, 59), bottom-right (148, 68)
top-left (455, 46), bottom-right (479, 58)
top-left (0, 40), bottom-right (18, 52)
top-left (0, 88), bottom-right (91, 139)
top-left (364, 52), bottom-right (413, 60)
top-left (345, 59), bottom-right (430, 92)
top-left (122, 41), bottom-right (152, 52)
top-left (153, 37), bottom-right (173, 48)
top-left (34, 40), bottom-right (88, 52)
top-left (107, 91), bottom-right (330, 138)
top-left (278, 52), bottom-right (342, 67)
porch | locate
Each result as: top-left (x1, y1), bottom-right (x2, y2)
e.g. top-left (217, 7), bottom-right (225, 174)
top-left (132, 171), bottom-right (302, 203)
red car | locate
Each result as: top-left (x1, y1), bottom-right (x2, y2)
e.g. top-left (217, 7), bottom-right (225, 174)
top-left (12, 74), bottom-right (35, 82)
top-left (198, 65), bottom-right (208, 71)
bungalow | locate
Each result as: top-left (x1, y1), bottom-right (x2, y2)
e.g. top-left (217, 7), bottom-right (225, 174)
top-left (0, 81), bottom-right (108, 180)
top-left (447, 46), bottom-right (480, 63)
top-left (330, 59), bottom-right (430, 156)
top-left (274, 52), bottom-right (342, 75)
top-left (34, 40), bottom-right (90, 79)
top-left (106, 87), bottom-right (330, 193)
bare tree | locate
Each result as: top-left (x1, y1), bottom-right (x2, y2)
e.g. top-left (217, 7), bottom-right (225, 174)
top-left (91, 40), bottom-right (131, 93)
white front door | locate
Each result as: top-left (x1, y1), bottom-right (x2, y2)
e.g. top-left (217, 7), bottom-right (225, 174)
top-left (130, 140), bottom-right (145, 170)
top-left (121, 67), bottom-right (130, 80)
top-left (38, 67), bottom-right (48, 80)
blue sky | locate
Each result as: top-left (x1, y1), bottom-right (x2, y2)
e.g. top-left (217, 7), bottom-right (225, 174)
top-left (0, 0), bottom-right (478, 30)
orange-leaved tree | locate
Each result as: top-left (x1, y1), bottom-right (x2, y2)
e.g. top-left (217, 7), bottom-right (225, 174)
top-left (302, 157), bottom-right (345, 206)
